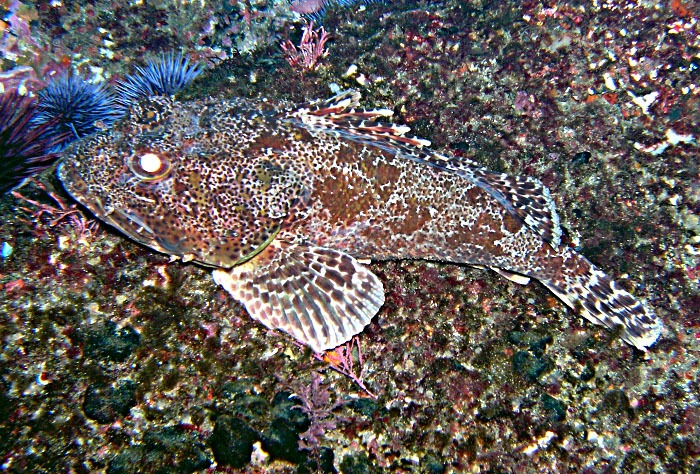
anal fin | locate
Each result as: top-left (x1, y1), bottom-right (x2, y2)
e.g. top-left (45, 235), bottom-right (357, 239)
top-left (212, 241), bottom-right (384, 353)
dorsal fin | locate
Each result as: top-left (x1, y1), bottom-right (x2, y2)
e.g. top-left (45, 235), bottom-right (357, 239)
top-left (294, 89), bottom-right (362, 115)
top-left (472, 170), bottom-right (562, 247)
top-left (285, 90), bottom-right (562, 247)
top-left (285, 90), bottom-right (432, 150)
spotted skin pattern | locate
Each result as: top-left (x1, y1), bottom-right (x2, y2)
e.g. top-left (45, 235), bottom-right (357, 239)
top-left (58, 91), bottom-right (662, 352)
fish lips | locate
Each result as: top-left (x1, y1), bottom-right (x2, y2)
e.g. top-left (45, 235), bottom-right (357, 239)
top-left (57, 158), bottom-right (103, 217)
top-left (57, 158), bottom-right (150, 240)
top-left (57, 157), bottom-right (198, 260)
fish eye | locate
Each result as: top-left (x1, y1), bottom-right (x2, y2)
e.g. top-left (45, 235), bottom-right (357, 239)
top-left (127, 152), bottom-right (172, 181)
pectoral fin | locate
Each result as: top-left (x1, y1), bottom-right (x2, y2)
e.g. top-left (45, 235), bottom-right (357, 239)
top-left (212, 241), bottom-right (384, 353)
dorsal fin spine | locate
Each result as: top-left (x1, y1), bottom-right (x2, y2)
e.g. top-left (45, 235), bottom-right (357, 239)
top-left (286, 89), bottom-right (562, 247)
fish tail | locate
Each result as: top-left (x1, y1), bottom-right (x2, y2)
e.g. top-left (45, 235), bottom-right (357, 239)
top-left (541, 250), bottom-right (662, 351)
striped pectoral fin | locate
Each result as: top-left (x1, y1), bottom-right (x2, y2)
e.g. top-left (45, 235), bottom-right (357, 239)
top-left (543, 254), bottom-right (663, 351)
top-left (212, 241), bottom-right (385, 353)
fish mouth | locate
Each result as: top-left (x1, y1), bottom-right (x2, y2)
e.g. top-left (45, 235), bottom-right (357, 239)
top-left (57, 158), bottom-right (206, 263)
top-left (111, 208), bottom-right (157, 239)
top-left (101, 207), bottom-right (196, 260)
top-left (57, 159), bottom-right (106, 219)
top-left (57, 159), bottom-right (159, 245)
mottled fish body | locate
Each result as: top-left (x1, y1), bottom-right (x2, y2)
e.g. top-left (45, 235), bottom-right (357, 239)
top-left (58, 91), bottom-right (662, 353)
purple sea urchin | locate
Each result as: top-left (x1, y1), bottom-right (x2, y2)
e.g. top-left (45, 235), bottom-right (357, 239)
top-left (0, 91), bottom-right (64, 194)
top-left (33, 75), bottom-right (121, 150)
top-left (115, 52), bottom-right (201, 109)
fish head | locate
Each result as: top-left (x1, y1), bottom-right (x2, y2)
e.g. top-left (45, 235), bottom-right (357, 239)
top-left (58, 96), bottom-right (307, 268)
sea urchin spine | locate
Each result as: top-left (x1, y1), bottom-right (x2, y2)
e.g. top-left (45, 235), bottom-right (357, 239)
top-left (33, 75), bottom-right (120, 151)
top-left (0, 91), bottom-right (64, 194)
top-left (115, 51), bottom-right (202, 109)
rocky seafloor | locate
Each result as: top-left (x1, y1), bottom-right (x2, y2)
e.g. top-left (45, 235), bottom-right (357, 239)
top-left (1, 0), bottom-right (699, 472)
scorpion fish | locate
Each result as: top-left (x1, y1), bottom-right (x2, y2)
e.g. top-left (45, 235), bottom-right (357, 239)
top-left (57, 90), bottom-right (662, 353)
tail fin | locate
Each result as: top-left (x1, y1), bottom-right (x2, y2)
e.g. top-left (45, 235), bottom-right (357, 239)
top-left (542, 251), bottom-right (662, 351)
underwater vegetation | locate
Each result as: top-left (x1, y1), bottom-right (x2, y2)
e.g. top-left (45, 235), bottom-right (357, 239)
top-left (281, 21), bottom-right (331, 71)
top-left (115, 51), bottom-right (202, 110)
top-left (0, 91), bottom-right (64, 194)
top-left (32, 75), bottom-right (120, 151)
